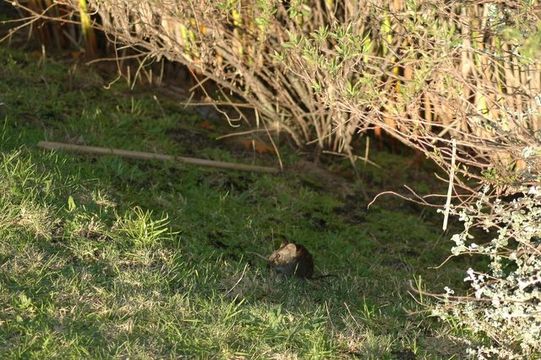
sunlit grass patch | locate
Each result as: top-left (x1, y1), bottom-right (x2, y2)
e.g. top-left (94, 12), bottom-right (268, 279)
top-left (0, 147), bottom-right (339, 358)
top-left (0, 140), bottom-right (463, 358)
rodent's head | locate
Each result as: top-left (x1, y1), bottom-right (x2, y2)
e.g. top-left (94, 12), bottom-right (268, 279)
top-left (268, 243), bottom-right (297, 264)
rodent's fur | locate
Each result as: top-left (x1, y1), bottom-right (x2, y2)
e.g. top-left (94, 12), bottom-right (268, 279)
top-left (268, 242), bottom-right (314, 279)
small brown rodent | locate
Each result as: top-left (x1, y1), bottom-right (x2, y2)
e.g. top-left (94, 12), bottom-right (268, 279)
top-left (268, 242), bottom-right (314, 279)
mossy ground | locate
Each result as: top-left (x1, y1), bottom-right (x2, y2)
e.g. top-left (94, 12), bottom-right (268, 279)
top-left (0, 45), bottom-right (474, 359)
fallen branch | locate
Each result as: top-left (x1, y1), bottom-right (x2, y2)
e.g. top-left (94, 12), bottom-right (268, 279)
top-left (37, 141), bottom-right (280, 174)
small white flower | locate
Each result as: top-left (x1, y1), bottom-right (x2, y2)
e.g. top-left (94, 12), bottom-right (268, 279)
top-left (444, 286), bottom-right (455, 295)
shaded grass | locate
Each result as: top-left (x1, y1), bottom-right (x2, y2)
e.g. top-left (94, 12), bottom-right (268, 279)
top-left (0, 45), bottom-right (471, 358)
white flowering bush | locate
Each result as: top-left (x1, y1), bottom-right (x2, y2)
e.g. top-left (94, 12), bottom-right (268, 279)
top-left (434, 186), bottom-right (541, 359)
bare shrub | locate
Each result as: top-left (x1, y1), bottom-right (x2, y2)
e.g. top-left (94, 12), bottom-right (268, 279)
top-left (276, 1), bottom-right (541, 190)
top-left (7, 2), bottom-right (539, 176)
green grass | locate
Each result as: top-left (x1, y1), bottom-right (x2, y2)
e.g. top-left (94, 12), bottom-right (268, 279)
top-left (0, 46), bottom-right (472, 359)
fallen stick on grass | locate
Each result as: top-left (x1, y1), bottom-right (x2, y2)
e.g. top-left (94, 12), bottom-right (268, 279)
top-left (37, 141), bottom-right (281, 174)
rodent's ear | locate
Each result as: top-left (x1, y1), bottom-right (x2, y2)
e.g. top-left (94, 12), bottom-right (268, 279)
top-left (279, 239), bottom-right (289, 248)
